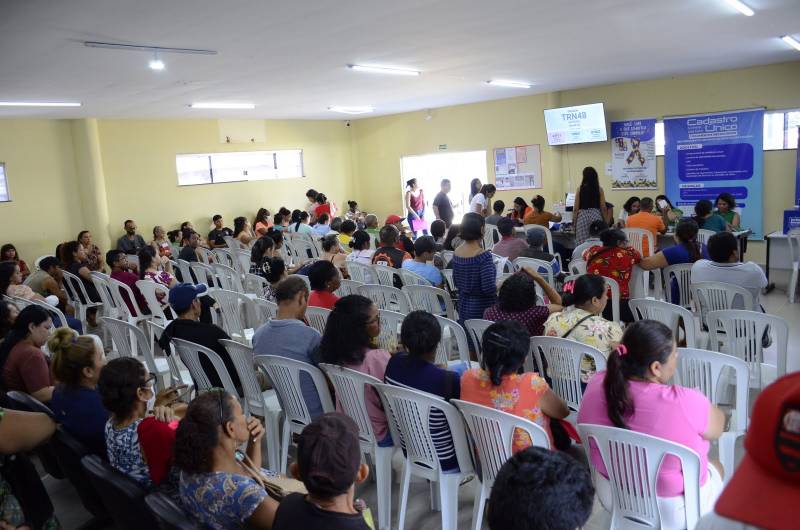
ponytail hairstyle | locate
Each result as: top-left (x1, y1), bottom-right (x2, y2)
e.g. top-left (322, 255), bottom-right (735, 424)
top-left (174, 390), bottom-right (235, 474)
top-left (693, 199), bottom-right (712, 228)
top-left (406, 178), bottom-right (417, 189)
top-left (250, 235), bottom-right (274, 264)
top-left (481, 321), bottom-right (530, 386)
top-left (321, 234), bottom-right (340, 253)
top-left (50, 328), bottom-right (99, 388)
top-left (560, 274), bottom-right (607, 308)
top-left (531, 195), bottom-right (546, 212)
top-left (0, 305), bottom-right (50, 375)
top-left (675, 219), bottom-right (702, 263)
top-left (603, 320), bottom-right (674, 429)
top-left (137, 246), bottom-right (157, 279)
top-left (294, 211), bottom-right (310, 232)
top-left (267, 227), bottom-right (284, 247)
top-left (290, 209), bottom-right (302, 225)
top-left (316, 193), bottom-right (328, 205)
top-left (350, 230), bottom-right (371, 251)
top-left (347, 200), bottom-right (358, 211)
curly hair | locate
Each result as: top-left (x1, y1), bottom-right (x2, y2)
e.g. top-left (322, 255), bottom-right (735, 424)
top-left (174, 390), bottom-right (235, 474)
top-left (97, 357), bottom-right (146, 419)
top-left (497, 272), bottom-right (538, 312)
top-left (481, 321), bottom-right (530, 386)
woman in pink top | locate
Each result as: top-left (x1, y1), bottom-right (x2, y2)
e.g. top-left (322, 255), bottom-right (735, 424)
top-left (577, 320), bottom-right (725, 529)
top-left (461, 320), bottom-right (568, 451)
top-left (318, 295), bottom-right (392, 446)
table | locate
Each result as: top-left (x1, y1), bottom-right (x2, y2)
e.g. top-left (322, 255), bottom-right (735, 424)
top-left (764, 231), bottom-right (793, 293)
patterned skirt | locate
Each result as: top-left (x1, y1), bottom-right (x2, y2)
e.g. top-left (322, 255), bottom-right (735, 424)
top-left (576, 208), bottom-right (604, 244)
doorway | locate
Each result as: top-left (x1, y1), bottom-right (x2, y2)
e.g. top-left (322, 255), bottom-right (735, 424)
top-left (399, 150), bottom-right (487, 227)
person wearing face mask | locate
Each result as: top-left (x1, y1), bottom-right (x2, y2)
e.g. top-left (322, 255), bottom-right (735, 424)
top-left (98, 357), bottom-right (186, 492)
top-left (48, 328), bottom-right (108, 457)
top-left (175, 390), bottom-right (277, 530)
top-left (578, 320), bottom-right (726, 530)
top-left (0, 305), bottom-right (55, 402)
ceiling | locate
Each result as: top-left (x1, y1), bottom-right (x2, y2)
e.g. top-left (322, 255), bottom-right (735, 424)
top-left (1, 0), bottom-right (799, 120)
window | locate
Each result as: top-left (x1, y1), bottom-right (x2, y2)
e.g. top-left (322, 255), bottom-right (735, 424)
top-left (176, 149), bottom-right (304, 186)
top-left (656, 110), bottom-right (799, 156)
top-left (0, 163), bottom-right (9, 202)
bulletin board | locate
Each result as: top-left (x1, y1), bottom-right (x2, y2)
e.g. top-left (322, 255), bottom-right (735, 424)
top-left (493, 144), bottom-right (542, 190)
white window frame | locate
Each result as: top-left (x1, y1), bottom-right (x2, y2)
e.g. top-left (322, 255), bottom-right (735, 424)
top-left (0, 162), bottom-right (10, 202)
top-left (176, 149), bottom-right (304, 186)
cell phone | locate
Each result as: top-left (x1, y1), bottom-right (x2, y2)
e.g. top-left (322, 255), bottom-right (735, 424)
top-left (658, 199), bottom-right (668, 209)
top-left (174, 384), bottom-right (192, 402)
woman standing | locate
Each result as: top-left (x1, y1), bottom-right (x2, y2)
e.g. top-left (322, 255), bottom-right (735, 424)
top-left (573, 167), bottom-right (608, 244)
top-left (233, 217), bottom-right (255, 246)
top-left (78, 231), bottom-right (105, 272)
top-left (0, 244), bottom-right (30, 280)
top-left (314, 193), bottom-right (332, 219)
top-left (470, 184), bottom-right (496, 217)
top-left (714, 192), bottom-right (740, 230)
top-left (150, 226), bottom-right (173, 259)
top-left (469, 178), bottom-right (482, 203)
top-left (451, 213), bottom-right (496, 325)
top-left (318, 295), bottom-right (392, 446)
top-left (405, 178), bottom-right (428, 237)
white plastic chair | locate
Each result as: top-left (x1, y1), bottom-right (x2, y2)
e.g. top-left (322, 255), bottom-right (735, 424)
top-left (213, 248), bottom-right (235, 269)
top-left (29, 298), bottom-right (68, 330)
top-left (708, 310), bottom-right (788, 390)
top-left (346, 261), bottom-right (375, 284)
top-left (629, 298), bottom-right (701, 348)
top-left (674, 347), bottom-right (749, 483)
top-left (569, 259), bottom-right (587, 275)
top-left (376, 309), bottom-right (405, 352)
top-left (373, 264), bottom-right (403, 288)
top-left (786, 231), bottom-right (800, 303)
top-left (578, 424), bottom-right (702, 530)
top-left (196, 247), bottom-right (213, 265)
top-left (223, 235), bottom-right (242, 250)
top-left (358, 284), bottom-right (412, 313)
top-left (189, 262), bottom-right (213, 286)
top-left (172, 338), bottom-right (239, 401)
top-left (529, 336), bottom-right (605, 422)
top-left (147, 320), bottom-right (192, 387)
top-left (623, 227), bottom-right (655, 257)
top-left (90, 272), bottom-right (126, 321)
top-left (491, 254), bottom-right (512, 276)
top-left (691, 281), bottom-right (754, 331)
top-left (243, 273), bottom-right (269, 298)
top-left (483, 224), bottom-right (499, 251)
top-left (255, 355), bottom-right (335, 473)
top-left (101, 316), bottom-right (170, 390)
top-left (513, 257), bottom-right (556, 289)
top-left (219, 339), bottom-right (282, 471)
top-left (291, 238), bottom-right (320, 263)
top-left (403, 284), bottom-right (456, 320)
top-left (335, 279), bottom-right (363, 298)
top-left (373, 383), bottom-right (474, 530)
top-left (662, 263), bottom-right (694, 309)
top-left (434, 315), bottom-right (471, 366)
top-left (34, 255), bottom-right (55, 270)
top-left (463, 319), bottom-right (494, 361)
top-left (452, 399), bottom-right (550, 530)
top-left (253, 298), bottom-right (278, 322)
top-left (697, 229), bottom-right (715, 247)
top-left (603, 276), bottom-right (621, 323)
top-left (210, 262), bottom-right (243, 292)
top-left (305, 306), bottom-right (331, 335)
top-left (61, 270), bottom-right (103, 329)
top-left (399, 268), bottom-right (430, 287)
top-left (212, 289), bottom-right (256, 344)
top-left (319, 364), bottom-right (393, 530)
top-left (174, 259), bottom-right (194, 284)
top-left (134, 280), bottom-right (173, 328)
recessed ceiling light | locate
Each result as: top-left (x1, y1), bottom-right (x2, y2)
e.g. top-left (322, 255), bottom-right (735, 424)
top-left (723, 0), bottom-right (755, 16)
top-left (781, 35), bottom-right (800, 51)
top-left (348, 64), bottom-right (420, 76)
top-left (0, 101), bottom-right (81, 107)
top-left (487, 80), bottom-right (534, 89)
top-left (190, 102), bottom-right (255, 109)
top-left (328, 105), bottom-right (374, 115)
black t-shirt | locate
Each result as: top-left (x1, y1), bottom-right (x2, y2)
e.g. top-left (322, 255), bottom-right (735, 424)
top-left (272, 493), bottom-right (371, 530)
top-left (68, 262), bottom-right (101, 303)
top-left (433, 191), bottom-right (454, 226)
top-left (157, 318), bottom-right (241, 391)
top-left (371, 246), bottom-right (410, 269)
top-left (178, 245), bottom-right (199, 262)
top-left (207, 227), bottom-right (233, 246)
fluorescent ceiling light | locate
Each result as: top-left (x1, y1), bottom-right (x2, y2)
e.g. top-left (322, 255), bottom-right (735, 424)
top-left (0, 101), bottom-right (81, 107)
top-left (723, 0), bottom-right (755, 16)
top-left (148, 58), bottom-right (165, 71)
top-left (348, 64), bottom-right (420, 76)
top-left (781, 35), bottom-right (800, 51)
top-left (487, 79), bottom-right (533, 89)
top-left (328, 105), bottom-right (374, 115)
top-left (190, 102), bottom-right (255, 109)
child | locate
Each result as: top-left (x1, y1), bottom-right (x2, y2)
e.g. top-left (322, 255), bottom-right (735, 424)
top-left (307, 260), bottom-right (340, 309)
top-left (401, 236), bottom-right (443, 287)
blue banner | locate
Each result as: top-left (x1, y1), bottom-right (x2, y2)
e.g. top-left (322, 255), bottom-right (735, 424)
top-left (665, 108), bottom-right (764, 239)
top-left (796, 127), bottom-right (800, 207)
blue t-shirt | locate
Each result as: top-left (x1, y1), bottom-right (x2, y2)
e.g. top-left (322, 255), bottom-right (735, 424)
top-left (384, 353), bottom-right (460, 471)
top-left (180, 471), bottom-right (269, 530)
top-left (50, 385), bottom-right (109, 457)
top-left (662, 243), bottom-right (709, 303)
top-left (252, 319), bottom-right (323, 418)
top-left (401, 260), bottom-right (443, 286)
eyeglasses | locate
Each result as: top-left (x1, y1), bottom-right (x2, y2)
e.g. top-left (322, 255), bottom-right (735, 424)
top-left (140, 373), bottom-right (157, 390)
top-left (200, 387), bottom-right (227, 426)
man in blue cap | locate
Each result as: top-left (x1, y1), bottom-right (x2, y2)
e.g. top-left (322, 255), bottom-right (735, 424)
top-left (156, 283), bottom-right (241, 392)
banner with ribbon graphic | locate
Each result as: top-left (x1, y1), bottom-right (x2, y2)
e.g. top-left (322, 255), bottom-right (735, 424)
top-left (611, 118), bottom-right (657, 190)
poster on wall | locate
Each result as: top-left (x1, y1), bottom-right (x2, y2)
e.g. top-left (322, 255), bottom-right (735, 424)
top-left (664, 108), bottom-right (764, 239)
top-left (494, 144), bottom-right (542, 190)
top-left (610, 118), bottom-right (657, 190)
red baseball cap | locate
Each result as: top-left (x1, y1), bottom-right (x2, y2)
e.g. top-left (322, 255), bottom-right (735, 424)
top-left (714, 372), bottom-right (800, 530)
top-left (385, 214), bottom-right (405, 225)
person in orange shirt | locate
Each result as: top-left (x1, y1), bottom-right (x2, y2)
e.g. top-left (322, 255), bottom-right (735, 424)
top-left (522, 195), bottom-right (562, 227)
top-left (623, 197), bottom-right (666, 257)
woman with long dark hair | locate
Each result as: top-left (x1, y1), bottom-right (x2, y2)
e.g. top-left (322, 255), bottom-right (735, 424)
top-left (616, 196), bottom-right (640, 228)
top-left (577, 320), bottom-right (725, 528)
top-left (573, 167), bottom-right (608, 244)
top-left (0, 305), bottom-right (54, 402)
top-left (318, 295), bottom-right (392, 445)
top-left (510, 197), bottom-right (529, 224)
top-left (583, 229), bottom-right (641, 323)
top-left (654, 194), bottom-right (683, 229)
top-left (640, 219), bottom-right (708, 302)
top-left (469, 178), bottom-right (482, 202)
top-left (254, 208), bottom-right (272, 236)
top-left (1, 243), bottom-right (31, 280)
top-left (233, 216), bottom-right (255, 246)
top-left (692, 200), bottom-right (728, 232)
top-left (470, 184), bottom-right (496, 217)
top-left (61, 240), bottom-right (102, 306)
top-left (405, 178), bottom-right (428, 237)
top-left (461, 320), bottom-right (568, 450)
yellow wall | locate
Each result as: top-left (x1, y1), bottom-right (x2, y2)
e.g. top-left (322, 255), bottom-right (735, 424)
top-left (351, 60), bottom-right (800, 262)
top-left (0, 120), bottom-right (86, 261)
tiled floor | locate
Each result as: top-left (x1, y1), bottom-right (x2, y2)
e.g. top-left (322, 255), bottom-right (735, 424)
top-left (43, 287), bottom-right (799, 529)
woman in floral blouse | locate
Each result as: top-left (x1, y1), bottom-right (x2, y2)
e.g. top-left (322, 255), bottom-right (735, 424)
top-left (461, 320), bottom-right (569, 451)
top-left (543, 274), bottom-right (623, 383)
top-left (583, 228), bottom-right (641, 323)
top-left (78, 230), bottom-right (105, 272)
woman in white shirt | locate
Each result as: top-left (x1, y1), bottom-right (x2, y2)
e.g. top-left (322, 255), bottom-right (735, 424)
top-left (470, 184), bottom-right (497, 216)
top-left (346, 230), bottom-right (374, 265)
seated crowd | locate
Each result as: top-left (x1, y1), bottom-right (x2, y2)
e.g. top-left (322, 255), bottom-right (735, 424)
top-left (0, 181), bottom-right (793, 530)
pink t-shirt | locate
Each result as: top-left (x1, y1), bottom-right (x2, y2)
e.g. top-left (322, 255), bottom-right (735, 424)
top-left (340, 348), bottom-right (392, 441)
top-left (577, 371), bottom-right (711, 497)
